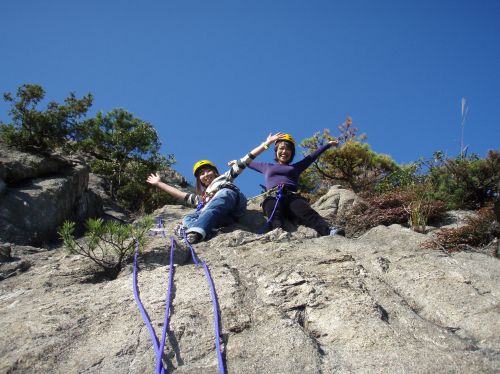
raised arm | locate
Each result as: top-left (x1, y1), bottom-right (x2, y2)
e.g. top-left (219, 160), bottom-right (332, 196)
top-left (249, 132), bottom-right (285, 158)
top-left (228, 132), bottom-right (284, 167)
top-left (146, 172), bottom-right (187, 200)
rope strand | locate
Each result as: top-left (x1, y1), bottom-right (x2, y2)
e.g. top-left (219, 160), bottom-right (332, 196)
top-left (133, 221), bottom-right (225, 374)
top-left (183, 230), bottom-right (226, 374)
top-left (132, 240), bottom-right (165, 373)
top-left (156, 236), bottom-right (175, 374)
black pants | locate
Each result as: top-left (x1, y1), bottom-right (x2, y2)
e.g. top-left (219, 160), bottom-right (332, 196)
top-left (262, 192), bottom-right (330, 236)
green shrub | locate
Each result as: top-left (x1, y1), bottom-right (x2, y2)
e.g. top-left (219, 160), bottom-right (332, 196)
top-left (58, 216), bottom-right (153, 279)
top-left (378, 150), bottom-right (500, 213)
top-left (0, 84), bottom-right (92, 151)
top-left (1, 84), bottom-right (178, 213)
top-left (428, 151), bottom-right (500, 209)
top-left (300, 127), bottom-right (398, 194)
top-left (114, 162), bottom-right (177, 212)
top-left (75, 109), bottom-right (176, 212)
top-left (376, 162), bottom-right (425, 194)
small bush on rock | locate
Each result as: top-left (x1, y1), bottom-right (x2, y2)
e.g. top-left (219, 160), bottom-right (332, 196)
top-left (75, 109), bottom-right (176, 212)
top-left (342, 190), bottom-right (445, 237)
top-left (0, 84), bottom-right (93, 151)
top-left (428, 151), bottom-right (500, 210)
top-left (59, 216), bottom-right (153, 279)
top-left (422, 207), bottom-right (498, 253)
top-left (300, 122), bottom-right (398, 194)
top-left (403, 182), bottom-right (445, 233)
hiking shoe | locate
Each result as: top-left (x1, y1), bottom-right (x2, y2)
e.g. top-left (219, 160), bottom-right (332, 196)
top-left (329, 227), bottom-right (345, 236)
top-left (186, 232), bottom-right (202, 244)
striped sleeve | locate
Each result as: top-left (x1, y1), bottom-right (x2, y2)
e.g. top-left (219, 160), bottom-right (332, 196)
top-left (228, 152), bottom-right (256, 180)
top-left (183, 193), bottom-right (200, 207)
top-left (204, 151), bottom-right (257, 196)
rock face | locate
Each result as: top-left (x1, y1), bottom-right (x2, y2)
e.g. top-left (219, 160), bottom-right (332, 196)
top-left (313, 184), bottom-right (362, 222)
top-left (0, 145), bottom-right (69, 184)
top-left (239, 185), bottom-right (361, 234)
top-left (0, 145), bottom-right (103, 246)
top-left (1, 202), bottom-right (499, 373)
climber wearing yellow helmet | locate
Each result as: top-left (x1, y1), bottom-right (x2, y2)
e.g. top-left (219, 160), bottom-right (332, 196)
top-left (147, 132), bottom-right (284, 244)
top-left (241, 133), bottom-right (343, 236)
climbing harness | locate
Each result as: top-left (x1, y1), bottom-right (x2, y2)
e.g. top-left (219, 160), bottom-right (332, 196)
top-left (196, 191), bottom-right (211, 211)
top-left (247, 185), bottom-right (280, 202)
top-left (258, 184), bottom-right (284, 233)
top-left (133, 218), bottom-right (225, 374)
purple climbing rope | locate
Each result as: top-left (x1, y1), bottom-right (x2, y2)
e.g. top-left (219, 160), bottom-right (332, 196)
top-left (133, 219), bottom-right (225, 374)
top-left (133, 217), bottom-right (175, 374)
top-left (132, 240), bottom-right (165, 374)
top-left (201, 261), bottom-right (225, 373)
top-left (183, 231), bottom-right (226, 374)
top-left (156, 236), bottom-right (175, 374)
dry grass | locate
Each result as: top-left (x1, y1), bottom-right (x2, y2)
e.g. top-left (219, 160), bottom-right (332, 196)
top-left (422, 206), bottom-right (498, 253)
top-left (341, 190), bottom-right (445, 237)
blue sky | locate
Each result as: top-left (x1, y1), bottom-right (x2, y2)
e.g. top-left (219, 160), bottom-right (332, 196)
top-left (1, 0), bottom-right (499, 196)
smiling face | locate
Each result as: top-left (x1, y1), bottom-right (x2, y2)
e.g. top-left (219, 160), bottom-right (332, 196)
top-left (275, 141), bottom-right (294, 164)
top-left (197, 166), bottom-right (218, 187)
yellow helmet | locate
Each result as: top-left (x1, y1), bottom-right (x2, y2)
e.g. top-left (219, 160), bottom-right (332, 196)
top-left (192, 159), bottom-right (217, 176)
top-left (276, 133), bottom-right (295, 145)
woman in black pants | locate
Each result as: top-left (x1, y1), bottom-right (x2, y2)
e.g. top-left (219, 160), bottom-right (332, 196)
top-left (231, 133), bottom-right (343, 236)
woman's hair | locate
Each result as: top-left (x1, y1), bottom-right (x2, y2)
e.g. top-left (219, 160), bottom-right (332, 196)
top-left (195, 165), bottom-right (219, 194)
top-left (274, 140), bottom-right (295, 164)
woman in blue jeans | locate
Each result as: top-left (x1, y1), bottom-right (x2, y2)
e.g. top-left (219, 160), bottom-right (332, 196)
top-left (147, 132), bottom-right (283, 244)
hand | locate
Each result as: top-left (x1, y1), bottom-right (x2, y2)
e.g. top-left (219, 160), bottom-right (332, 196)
top-left (266, 132), bottom-right (285, 145)
top-left (146, 172), bottom-right (161, 186)
top-left (328, 138), bottom-right (339, 147)
top-left (227, 160), bottom-right (237, 166)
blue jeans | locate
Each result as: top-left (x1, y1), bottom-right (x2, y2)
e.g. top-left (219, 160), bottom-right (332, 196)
top-left (182, 188), bottom-right (247, 240)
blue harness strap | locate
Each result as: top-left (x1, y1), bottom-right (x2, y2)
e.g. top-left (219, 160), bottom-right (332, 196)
top-left (259, 184), bottom-right (284, 234)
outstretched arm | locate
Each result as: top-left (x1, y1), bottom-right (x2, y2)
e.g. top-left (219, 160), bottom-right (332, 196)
top-left (293, 137), bottom-right (340, 173)
top-left (146, 173), bottom-right (187, 200)
top-left (228, 132), bottom-right (284, 166)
